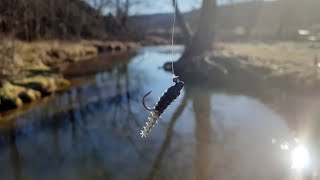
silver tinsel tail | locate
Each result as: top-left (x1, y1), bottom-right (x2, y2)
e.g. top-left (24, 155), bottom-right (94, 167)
top-left (140, 111), bottom-right (160, 138)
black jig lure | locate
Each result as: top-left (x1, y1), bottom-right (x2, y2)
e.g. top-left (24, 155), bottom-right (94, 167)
top-left (140, 77), bottom-right (184, 137)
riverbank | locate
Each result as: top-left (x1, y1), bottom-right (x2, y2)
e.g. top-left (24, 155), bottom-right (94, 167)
top-left (172, 42), bottom-right (320, 94)
top-left (0, 40), bottom-right (139, 112)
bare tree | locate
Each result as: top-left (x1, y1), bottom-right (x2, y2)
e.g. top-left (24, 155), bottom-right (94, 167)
top-left (180, 0), bottom-right (216, 59)
top-left (163, 0), bottom-right (216, 74)
top-left (115, 0), bottom-right (143, 26)
top-left (88, 0), bottom-right (112, 15)
top-left (0, 0), bottom-right (115, 40)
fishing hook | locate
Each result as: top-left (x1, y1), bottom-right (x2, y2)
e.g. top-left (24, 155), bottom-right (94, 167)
top-left (142, 91), bottom-right (155, 111)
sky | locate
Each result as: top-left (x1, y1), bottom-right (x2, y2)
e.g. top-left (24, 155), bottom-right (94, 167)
top-left (129, 0), bottom-right (277, 15)
top-left (95, 0), bottom-right (277, 15)
top-left (130, 0), bottom-right (202, 15)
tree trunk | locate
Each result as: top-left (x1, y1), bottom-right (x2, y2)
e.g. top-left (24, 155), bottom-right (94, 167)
top-left (123, 0), bottom-right (129, 25)
top-left (167, 0), bottom-right (216, 80)
top-left (181, 0), bottom-right (216, 59)
top-left (116, 0), bottom-right (120, 18)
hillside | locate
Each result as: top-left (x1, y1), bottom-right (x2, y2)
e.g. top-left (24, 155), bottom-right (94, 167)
top-left (129, 0), bottom-right (320, 42)
top-left (0, 0), bottom-right (124, 40)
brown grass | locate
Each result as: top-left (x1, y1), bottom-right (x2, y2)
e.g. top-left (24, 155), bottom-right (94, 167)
top-left (216, 42), bottom-right (320, 85)
top-left (0, 39), bottom-right (99, 76)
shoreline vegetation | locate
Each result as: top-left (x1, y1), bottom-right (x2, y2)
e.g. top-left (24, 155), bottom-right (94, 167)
top-left (0, 39), bottom-right (139, 112)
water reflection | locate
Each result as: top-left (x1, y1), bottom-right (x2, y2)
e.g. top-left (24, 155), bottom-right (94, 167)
top-left (147, 91), bottom-right (189, 180)
top-left (291, 145), bottom-right (310, 170)
top-left (9, 135), bottom-right (24, 180)
top-left (192, 88), bottom-right (214, 180)
top-left (0, 46), bottom-right (319, 179)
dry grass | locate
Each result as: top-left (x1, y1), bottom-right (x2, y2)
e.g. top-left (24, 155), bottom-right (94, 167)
top-left (0, 39), bottom-right (99, 76)
top-left (220, 42), bottom-right (319, 65)
top-left (216, 42), bottom-right (320, 86)
top-left (0, 75), bottom-right (71, 111)
top-left (0, 81), bottom-right (42, 108)
top-left (14, 75), bottom-right (71, 92)
top-left (0, 39), bottom-right (137, 112)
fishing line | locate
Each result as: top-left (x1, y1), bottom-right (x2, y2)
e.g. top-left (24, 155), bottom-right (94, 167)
top-left (171, 0), bottom-right (177, 78)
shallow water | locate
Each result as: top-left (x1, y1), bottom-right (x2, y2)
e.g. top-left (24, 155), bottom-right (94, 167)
top-left (0, 46), bottom-right (319, 180)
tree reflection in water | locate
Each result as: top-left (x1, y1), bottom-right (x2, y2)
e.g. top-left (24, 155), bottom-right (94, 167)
top-left (147, 92), bottom-right (189, 180)
top-left (9, 134), bottom-right (24, 180)
top-left (146, 86), bottom-right (216, 180)
top-left (192, 89), bottom-right (213, 180)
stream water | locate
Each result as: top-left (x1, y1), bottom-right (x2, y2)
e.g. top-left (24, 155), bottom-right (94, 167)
top-left (0, 46), bottom-right (319, 180)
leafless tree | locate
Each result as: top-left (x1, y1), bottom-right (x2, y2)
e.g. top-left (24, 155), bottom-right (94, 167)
top-left (0, 0), bottom-right (116, 40)
top-left (163, 0), bottom-right (217, 77)
top-left (86, 0), bottom-right (112, 15)
top-left (180, 0), bottom-right (216, 59)
top-left (114, 0), bottom-right (147, 26)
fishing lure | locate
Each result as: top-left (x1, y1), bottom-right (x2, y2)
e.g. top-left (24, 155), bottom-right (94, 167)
top-left (140, 0), bottom-right (183, 138)
top-left (140, 77), bottom-right (184, 138)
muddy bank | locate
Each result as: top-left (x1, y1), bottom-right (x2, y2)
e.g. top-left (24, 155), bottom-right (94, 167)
top-left (0, 40), bottom-right (139, 112)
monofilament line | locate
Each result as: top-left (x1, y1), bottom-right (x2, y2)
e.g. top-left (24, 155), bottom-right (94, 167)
top-left (171, 0), bottom-right (177, 78)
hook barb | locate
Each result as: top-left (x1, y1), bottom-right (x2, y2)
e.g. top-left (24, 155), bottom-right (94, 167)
top-left (142, 91), bottom-right (155, 111)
